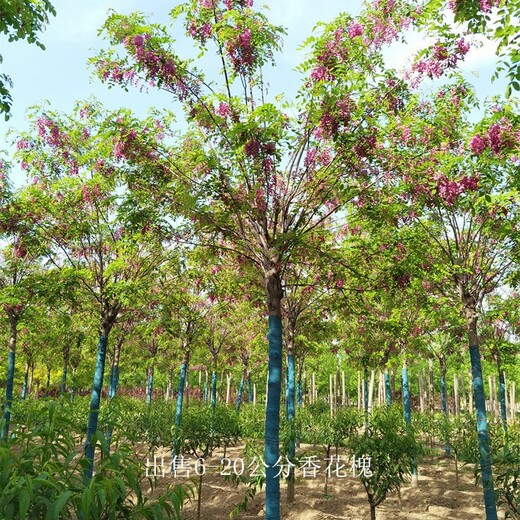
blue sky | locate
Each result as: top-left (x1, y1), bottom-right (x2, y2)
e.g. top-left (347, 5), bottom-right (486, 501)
top-left (0, 0), bottom-right (508, 187)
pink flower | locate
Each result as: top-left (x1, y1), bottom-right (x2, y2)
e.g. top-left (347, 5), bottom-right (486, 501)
top-left (469, 134), bottom-right (488, 155)
top-left (348, 23), bottom-right (364, 38)
top-left (16, 139), bottom-right (29, 149)
top-left (457, 38), bottom-right (470, 55)
top-left (244, 139), bottom-right (260, 158)
top-left (480, 0), bottom-right (498, 12)
top-left (304, 148), bottom-right (318, 169)
top-left (216, 102), bottom-right (232, 118)
top-left (488, 124), bottom-right (502, 154)
top-left (310, 66), bottom-right (334, 82)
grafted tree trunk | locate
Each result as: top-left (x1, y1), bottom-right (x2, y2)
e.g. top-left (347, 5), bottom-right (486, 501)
top-left (496, 354), bottom-right (507, 433)
top-left (84, 305), bottom-right (118, 482)
top-left (174, 346), bottom-right (190, 455)
top-left (464, 305), bottom-right (498, 520)
top-left (264, 267), bottom-right (283, 520)
top-left (402, 359), bottom-right (418, 487)
top-left (440, 356), bottom-right (450, 456)
top-left (286, 318), bottom-right (296, 503)
top-left (109, 337), bottom-right (123, 399)
top-left (21, 361), bottom-right (29, 400)
top-left (2, 316), bottom-right (18, 439)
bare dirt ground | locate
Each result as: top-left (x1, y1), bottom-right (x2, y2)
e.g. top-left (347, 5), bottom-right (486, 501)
top-left (143, 444), bottom-right (497, 520)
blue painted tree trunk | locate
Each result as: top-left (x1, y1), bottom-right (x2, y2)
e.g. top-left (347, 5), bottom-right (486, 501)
top-left (385, 370), bottom-right (391, 407)
top-left (109, 365), bottom-right (119, 399)
top-left (61, 365), bottom-right (67, 397)
top-left (402, 362), bottom-right (417, 484)
top-left (211, 371), bottom-right (217, 411)
top-left (84, 335), bottom-right (108, 482)
top-left (265, 314), bottom-right (282, 520)
top-left (248, 373), bottom-right (252, 403)
top-left (470, 344), bottom-right (498, 520)
top-left (146, 367), bottom-right (154, 405)
top-left (173, 351), bottom-right (189, 456)
top-left (297, 378), bottom-right (302, 407)
top-left (236, 377), bottom-right (244, 412)
top-left (45, 367), bottom-right (51, 397)
top-left (70, 368), bottom-right (76, 402)
top-left (440, 364), bottom-right (450, 456)
top-left (21, 363), bottom-right (29, 400)
top-left (402, 364), bottom-right (411, 425)
top-left (498, 369), bottom-right (507, 433)
top-left (109, 339), bottom-right (122, 399)
top-left (2, 320), bottom-right (16, 440)
top-left (286, 351), bottom-right (296, 502)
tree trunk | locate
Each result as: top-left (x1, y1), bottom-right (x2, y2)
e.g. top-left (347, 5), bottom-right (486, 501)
top-left (440, 358), bottom-right (450, 456)
top-left (465, 309), bottom-right (498, 520)
top-left (211, 370), bottom-right (217, 412)
top-left (61, 344), bottom-right (70, 397)
top-left (146, 366), bottom-right (154, 405)
top-left (429, 359), bottom-right (434, 413)
top-left (454, 374), bottom-right (460, 417)
top-left (28, 362), bottom-right (34, 397)
top-left (109, 337), bottom-right (123, 399)
top-left (84, 334), bottom-right (109, 481)
top-left (497, 357), bottom-right (507, 433)
top-left (402, 359), bottom-right (418, 487)
top-left (174, 348), bottom-right (190, 455)
top-left (264, 269), bottom-right (283, 520)
top-left (286, 322), bottom-right (296, 503)
top-left (236, 371), bottom-right (245, 412)
top-left (2, 317), bottom-right (18, 439)
top-left (45, 366), bottom-right (51, 397)
top-left (84, 308), bottom-right (117, 482)
top-left (166, 366), bottom-right (173, 401)
top-left (21, 361), bottom-right (29, 400)
top-left (70, 367), bottom-right (76, 402)
top-left (385, 370), bottom-right (391, 407)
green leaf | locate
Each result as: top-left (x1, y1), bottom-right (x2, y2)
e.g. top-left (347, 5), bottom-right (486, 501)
top-left (45, 490), bottom-right (72, 520)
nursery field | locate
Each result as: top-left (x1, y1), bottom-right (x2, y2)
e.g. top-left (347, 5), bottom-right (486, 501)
top-left (1, 395), bottom-right (519, 519)
top-left (2, 0), bottom-right (520, 519)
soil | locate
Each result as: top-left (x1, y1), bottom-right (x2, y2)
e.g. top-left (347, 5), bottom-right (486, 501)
top-left (143, 445), bottom-right (498, 520)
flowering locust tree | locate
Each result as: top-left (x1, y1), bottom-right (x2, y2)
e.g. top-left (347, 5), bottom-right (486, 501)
top-left (14, 100), bottom-right (169, 479)
top-left (92, 1), bottom-right (445, 517)
top-left (423, 0), bottom-right (520, 95)
top-left (0, 167), bottom-right (43, 438)
top-left (387, 81), bottom-right (520, 519)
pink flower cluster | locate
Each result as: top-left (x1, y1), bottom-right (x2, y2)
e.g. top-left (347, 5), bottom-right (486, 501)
top-left (407, 38), bottom-right (471, 85)
top-left (188, 21), bottom-right (212, 43)
top-left (469, 121), bottom-right (518, 156)
top-left (435, 174), bottom-right (479, 206)
top-left (216, 102), bottom-right (233, 118)
top-left (348, 23), bottom-right (364, 38)
top-left (310, 66), bottom-right (334, 82)
top-left (224, 0), bottom-right (253, 9)
top-left (37, 116), bottom-right (64, 148)
top-left (226, 27), bottom-right (254, 74)
top-left (96, 59), bottom-right (137, 87)
top-left (479, 0), bottom-right (499, 12)
top-left (81, 183), bottom-right (102, 205)
top-left (121, 33), bottom-right (197, 101)
top-left (310, 28), bottom-right (348, 82)
top-left (244, 138), bottom-right (260, 158)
